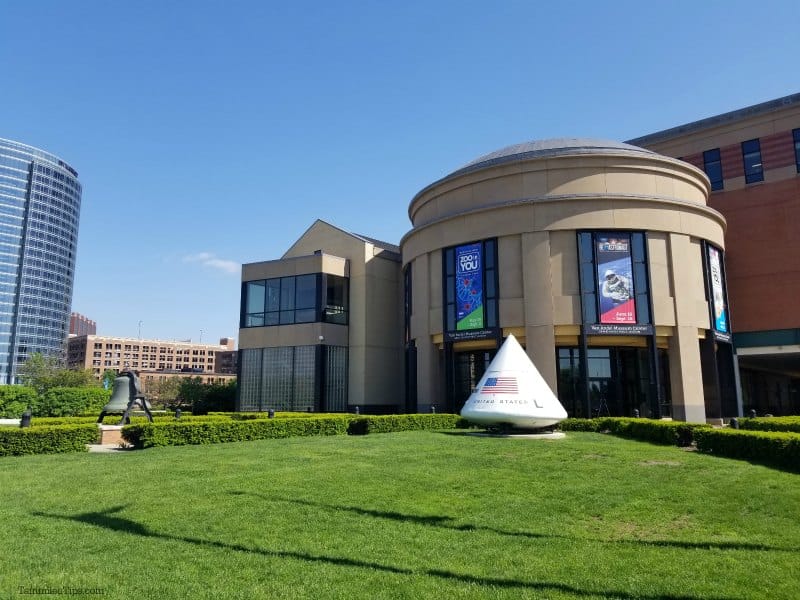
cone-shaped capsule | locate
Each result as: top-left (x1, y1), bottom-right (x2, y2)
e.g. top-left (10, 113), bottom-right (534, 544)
top-left (460, 334), bottom-right (567, 429)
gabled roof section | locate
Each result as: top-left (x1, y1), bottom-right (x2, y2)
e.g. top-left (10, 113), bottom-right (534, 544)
top-left (352, 233), bottom-right (400, 256)
top-left (282, 219), bottom-right (400, 261)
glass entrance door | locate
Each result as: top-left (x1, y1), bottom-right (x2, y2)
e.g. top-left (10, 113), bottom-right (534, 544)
top-left (557, 346), bottom-right (669, 418)
top-left (452, 350), bottom-right (495, 413)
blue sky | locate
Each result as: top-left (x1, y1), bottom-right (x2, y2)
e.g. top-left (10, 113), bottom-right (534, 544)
top-left (2, 0), bottom-right (798, 346)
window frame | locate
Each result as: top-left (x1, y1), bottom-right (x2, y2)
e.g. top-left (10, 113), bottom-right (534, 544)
top-left (241, 273), bottom-right (348, 328)
top-left (702, 148), bottom-right (724, 191)
top-left (442, 238), bottom-right (498, 335)
top-left (741, 138), bottom-right (764, 184)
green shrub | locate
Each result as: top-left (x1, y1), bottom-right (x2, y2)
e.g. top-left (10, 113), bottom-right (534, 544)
top-left (122, 416), bottom-right (353, 448)
top-left (347, 414), bottom-right (468, 435)
top-left (558, 417), bottom-right (710, 446)
top-left (557, 418), bottom-right (602, 432)
top-left (192, 382), bottom-right (237, 414)
top-left (28, 413), bottom-right (281, 427)
top-left (229, 411), bottom-right (338, 419)
top-left (34, 387), bottom-right (111, 417)
top-left (0, 386), bottom-right (38, 418)
top-left (0, 424), bottom-right (98, 456)
top-left (122, 413), bottom-right (471, 448)
top-left (738, 416), bottom-right (800, 433)
top-left (694, 428), bottom-right (800, 472)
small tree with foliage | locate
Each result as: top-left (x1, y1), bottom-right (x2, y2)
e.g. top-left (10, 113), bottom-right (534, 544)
top-left (178, 377), bottom-right (237, 414)
top-left (17, 353), bottom-right (99, 396)
top-left (147, 377), bottom-right (183, 410)
top-left (0, 386), bottom-right (38, 418)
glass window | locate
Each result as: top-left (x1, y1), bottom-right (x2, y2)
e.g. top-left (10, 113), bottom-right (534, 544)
top-left (702, 149), bottom-right (723, 191)
top-left (265, 279), bottom-right (281, 312)
top-left (243, 274), bottom-right (327, 327)
top-left (741, 139), bottom-right (764, 184)
top-left (793, 129), bottom-right (800, 173)
top-left (280, 277), bottom-right (295, 311)
top-left (295, 274), bottom-right (317, 310)
top-left (324, 274), bottom-right (349, 325)
top-left (295, 309), bottom-right (316, 323)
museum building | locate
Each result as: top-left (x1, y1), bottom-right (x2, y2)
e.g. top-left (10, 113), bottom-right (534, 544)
top-left (239, 138), bottom-right (739, 423)
top-left (402, 139), bottom-right (736, 423)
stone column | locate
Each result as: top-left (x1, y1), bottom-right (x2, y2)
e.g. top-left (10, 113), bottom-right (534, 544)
top-left (521, 231), bottom-right (558, 390)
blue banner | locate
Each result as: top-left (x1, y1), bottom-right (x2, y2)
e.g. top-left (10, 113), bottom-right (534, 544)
top-left (708, 246), bottom-right (728, 333)
top-left (455, 243), bottom-right (484, 330)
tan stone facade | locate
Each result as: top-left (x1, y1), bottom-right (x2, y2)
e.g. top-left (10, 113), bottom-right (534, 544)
top-left (402, 139), bottom-right (732, 422)
top-left (238, 138), bottom-right (748, 422)
top-left (238, 221), bottom-right (403, 412)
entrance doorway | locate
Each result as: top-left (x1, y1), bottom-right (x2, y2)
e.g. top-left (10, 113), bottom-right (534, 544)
top-left (557, 346), bottom-right (670, 418)
top-left (448, 349), bottom-right (496, 413)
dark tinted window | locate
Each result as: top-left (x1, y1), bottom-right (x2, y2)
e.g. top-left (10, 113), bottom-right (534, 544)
top-left (702, 148), bottom-right (723, 191)
top-left (793, 129), bottom-right (800, 173)
top-left (741, 139), bottom-right (764, 184)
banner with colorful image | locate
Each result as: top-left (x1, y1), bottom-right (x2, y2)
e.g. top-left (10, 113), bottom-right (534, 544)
top-left (707, 246), bottom-right (728, 333)
top-left (596, 234), bottom-right (636, 324)
top-left (455, 242), bottom-right (484, 330)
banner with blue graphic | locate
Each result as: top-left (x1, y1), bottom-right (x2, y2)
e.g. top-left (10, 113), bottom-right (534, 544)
top-left (455, 243), bottom-right (484, 330)
top-left (596, 234), bottom-right (636, 324)
top-left (708, 246), bottom-right (728, 333)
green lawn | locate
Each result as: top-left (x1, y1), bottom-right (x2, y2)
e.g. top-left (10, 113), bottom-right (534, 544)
top-left (0, 431), bottom-right (798, 599)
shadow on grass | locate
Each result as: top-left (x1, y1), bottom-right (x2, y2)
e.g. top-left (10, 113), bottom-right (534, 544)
top-left (33, 505), bottom-right (739, 600)
top-left (230, 491), bottom-right (799, 554)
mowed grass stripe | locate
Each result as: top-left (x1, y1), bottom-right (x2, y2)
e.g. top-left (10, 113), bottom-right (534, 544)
top-left (0, 431), bottom-right (798, 599)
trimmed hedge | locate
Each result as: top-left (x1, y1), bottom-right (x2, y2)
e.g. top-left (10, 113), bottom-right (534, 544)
top-left (123, 413), bottom-right (470, 448)
top-left (347, 414), bottom-right (468, 435)
top-left (558, 417), bottom-right (711, 446)
top-left (694, 428), bottom-right (800, 472)
top-left (122, 416), bottom-right (354, 448)
top-left (0, 424), bottom-right (99, 456)
top-left (557, 418), bottom-right (602, 432)
top-left (738, 416), bottom-right (800, 434)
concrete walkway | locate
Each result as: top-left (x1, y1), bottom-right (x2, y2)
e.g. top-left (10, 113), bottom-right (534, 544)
top-left (87, 443), bottom-right (134, 453)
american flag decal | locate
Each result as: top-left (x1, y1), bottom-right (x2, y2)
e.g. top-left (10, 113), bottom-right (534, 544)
top-left (481, 376), bottom-right (518, 394)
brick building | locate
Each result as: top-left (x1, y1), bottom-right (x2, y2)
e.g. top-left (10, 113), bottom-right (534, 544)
top-left (67, 335), bottom-right (236, 378)
top-left (629, 93), bottom-right (800, 415)
top-left (69, 312), bottom-right (96, 336)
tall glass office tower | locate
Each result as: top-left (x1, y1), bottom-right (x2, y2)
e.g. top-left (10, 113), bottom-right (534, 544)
top-left (0, 138), bottom-right (81, 384)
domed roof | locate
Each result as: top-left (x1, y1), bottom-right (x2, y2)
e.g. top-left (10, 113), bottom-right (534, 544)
top-left (446, 137), bottom-right (657, 180)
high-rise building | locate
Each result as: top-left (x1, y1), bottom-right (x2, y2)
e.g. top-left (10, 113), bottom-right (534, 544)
top-left (0, 138), bottom-right (82, 384)
top-left (69, 312), bottom-right (96, 336)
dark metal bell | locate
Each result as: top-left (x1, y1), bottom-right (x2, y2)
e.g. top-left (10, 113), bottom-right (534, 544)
top-left (101, 377), bottom-right (133, 413)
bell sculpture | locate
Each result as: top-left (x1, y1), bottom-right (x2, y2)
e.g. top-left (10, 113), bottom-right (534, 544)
top-left (97, 371), bottom-right (154, 425)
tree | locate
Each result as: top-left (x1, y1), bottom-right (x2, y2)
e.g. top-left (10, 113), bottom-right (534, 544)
top-left (147, 377), bottom-right (182, 410)
top-left (17, 352), bottom-right (99, 396)
top-left (178, 377), bottom-right (237, 414)
top-left (17, 353), bottom-right (62, 396)
top-left (177, 376), bottom-right (206, 408)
